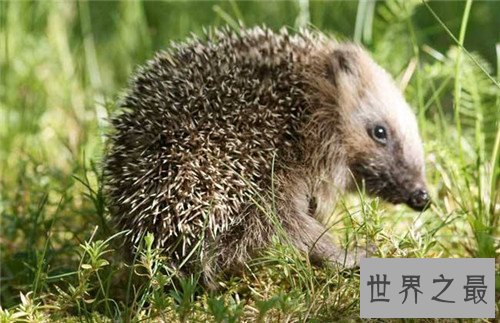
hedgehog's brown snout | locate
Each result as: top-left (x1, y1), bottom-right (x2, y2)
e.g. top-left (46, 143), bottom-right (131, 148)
top-left (407, 188), bottom-right (431, 211)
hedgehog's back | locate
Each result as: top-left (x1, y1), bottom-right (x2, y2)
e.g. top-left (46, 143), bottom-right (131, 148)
top-left (105, 27), bottom-right (323, 261)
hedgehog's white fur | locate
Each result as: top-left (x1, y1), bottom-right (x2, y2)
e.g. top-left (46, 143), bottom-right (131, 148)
top-left (351, 60), bottom-right (425, 179)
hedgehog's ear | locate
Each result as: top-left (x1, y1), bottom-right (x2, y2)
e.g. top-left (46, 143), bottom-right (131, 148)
top-left (326, 45), bottom-right (361, 84)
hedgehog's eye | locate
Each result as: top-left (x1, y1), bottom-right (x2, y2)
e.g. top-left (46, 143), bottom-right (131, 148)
top-left (371, 125), bottom-right (388, 144)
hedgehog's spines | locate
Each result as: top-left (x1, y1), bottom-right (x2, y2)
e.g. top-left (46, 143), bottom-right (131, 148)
top-left (105, 25), bottom-right (334, 283)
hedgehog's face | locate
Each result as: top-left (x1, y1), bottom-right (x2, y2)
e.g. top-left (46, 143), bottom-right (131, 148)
top-left (326, 45), bottom-right (431, 211)
top-left (347, 105), bottom-right (431, 211)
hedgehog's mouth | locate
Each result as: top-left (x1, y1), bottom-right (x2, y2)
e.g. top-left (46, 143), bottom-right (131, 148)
top-left (350, 162), bottom-right (431, 211)
top-left (383, 187), bottom-right (431, 211)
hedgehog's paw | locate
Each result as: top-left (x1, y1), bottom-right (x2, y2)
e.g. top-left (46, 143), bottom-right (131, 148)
top-left (338, 244), bottom-right (376, 269)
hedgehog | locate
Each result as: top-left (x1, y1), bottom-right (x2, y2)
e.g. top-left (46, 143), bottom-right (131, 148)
top-left (104, 26), bottom-right (431, 287)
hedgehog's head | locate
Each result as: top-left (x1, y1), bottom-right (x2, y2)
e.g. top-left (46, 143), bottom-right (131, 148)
top-left (317, 44), bottom-right (430, 211)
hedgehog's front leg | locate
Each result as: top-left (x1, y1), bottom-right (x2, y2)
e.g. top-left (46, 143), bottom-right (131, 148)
top-left (284, 205), bottom-right (359, 268)
top-left (278, 178), bottom-right (361, 268)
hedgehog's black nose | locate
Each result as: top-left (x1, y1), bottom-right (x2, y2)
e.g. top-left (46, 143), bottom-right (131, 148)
top-left (408, 189), bottom-right (431, 211)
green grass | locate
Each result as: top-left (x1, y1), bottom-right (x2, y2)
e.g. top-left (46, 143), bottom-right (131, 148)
top-left (0, 0), bottom-right (498, 321)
